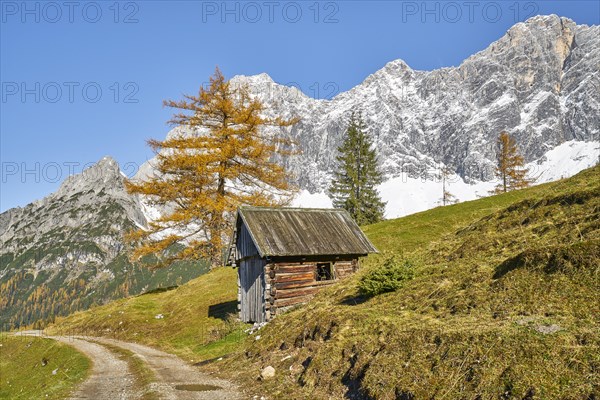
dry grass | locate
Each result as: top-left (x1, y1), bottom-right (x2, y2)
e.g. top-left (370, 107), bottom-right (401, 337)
top-left (215, 166), bottom-right (600, 399)
top-left (47, 267), bottom-right (244, 362)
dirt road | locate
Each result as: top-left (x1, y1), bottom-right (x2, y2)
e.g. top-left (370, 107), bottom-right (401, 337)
top-left (57, 336), bottom-right (138, 400)
top-left (16, 331), bottom-right (241, 400)
top-left (92, 337), bottom-right (241, 400)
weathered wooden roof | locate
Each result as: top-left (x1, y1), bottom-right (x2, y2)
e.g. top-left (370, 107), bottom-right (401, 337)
top-left (234, 207), bottom-right (378, 258)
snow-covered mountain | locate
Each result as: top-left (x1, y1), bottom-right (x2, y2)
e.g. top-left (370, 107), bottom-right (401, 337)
top-left (245, 15), bottom-right (599, 187)
top-left (137, 15), bottom-right (599, 219)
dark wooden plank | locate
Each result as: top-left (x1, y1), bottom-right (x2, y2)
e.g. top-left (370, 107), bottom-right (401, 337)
top-left (274, 279), bottom-right (316, 290)
top-left (275, 287), bottom-right (320, 299)
top-left (274, 265), bottom-right (316, 274)
top-left (274, 272), bottom-right (314, 283)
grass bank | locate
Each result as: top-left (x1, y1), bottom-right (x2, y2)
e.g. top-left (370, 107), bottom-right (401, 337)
top-left (0, 335), bottom-right (90, 400)
top-left (48, 267), bottom-right (243, 362)
top-left (215, 166), bottom-right (600, 399)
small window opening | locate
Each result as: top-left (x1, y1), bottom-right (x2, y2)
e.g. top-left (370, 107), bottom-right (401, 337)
top-left (316, 263), bottom-right (334, 281)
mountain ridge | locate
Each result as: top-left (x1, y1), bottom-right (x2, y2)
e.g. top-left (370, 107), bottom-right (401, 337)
top-left (126, 16), bottom-right (594, 216)
top-left (0, 156), bottom-right (204, 329)
top-left (215, 14), bottom-right (598, 191)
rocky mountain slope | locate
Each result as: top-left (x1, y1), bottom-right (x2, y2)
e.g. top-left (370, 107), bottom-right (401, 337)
top-left (0, 157), bottom-right (206, 329)
top-left (245, 15), bottom-right (599, 190)
top-left (139, 15), bottom-right (599, 198)
top-left (1, 157), bottom-right (146, 257)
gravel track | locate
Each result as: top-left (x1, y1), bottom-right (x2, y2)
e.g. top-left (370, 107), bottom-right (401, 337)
top-left (15, 331), bottom-right (241, 400)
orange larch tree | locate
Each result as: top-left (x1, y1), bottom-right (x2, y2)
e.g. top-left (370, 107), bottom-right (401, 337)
top-left (491, 131), bottom-right (532, 194)
top-left (126, 67), bottom-right (298, 267)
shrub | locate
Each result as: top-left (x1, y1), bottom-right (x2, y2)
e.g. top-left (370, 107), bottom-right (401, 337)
top-left (358, 256), bottom-right (415, 297)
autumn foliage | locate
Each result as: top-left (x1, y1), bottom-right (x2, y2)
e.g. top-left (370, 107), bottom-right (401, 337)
top-left (126, 68), bottom-right (298, 267)
top-left (492, 131), bottom-right (532, 194)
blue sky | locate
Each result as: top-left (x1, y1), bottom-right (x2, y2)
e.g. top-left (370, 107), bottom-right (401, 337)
top-left (1, 0), bottom-right (599, 211)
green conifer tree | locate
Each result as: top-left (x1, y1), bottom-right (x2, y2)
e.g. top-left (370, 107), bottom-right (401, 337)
top-left (329, 112), bottom-right (386, 225)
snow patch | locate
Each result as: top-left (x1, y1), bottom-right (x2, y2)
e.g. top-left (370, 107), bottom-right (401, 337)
top-left (527, 140), bottom-right (599, 183)
top-left (291, 141), bottom-right (598, 219)
top-left (140, 199), bottom-right (162, 224)
top-left (378, 175), bottom-right (495, 219)
top-left (291, 190), bottom-right (333, 209)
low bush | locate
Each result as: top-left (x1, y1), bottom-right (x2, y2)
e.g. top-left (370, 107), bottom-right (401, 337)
top-left (358, 256), bottom-right (415, 296)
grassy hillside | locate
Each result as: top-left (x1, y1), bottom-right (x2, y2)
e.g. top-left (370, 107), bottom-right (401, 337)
top-left (47, 267), bottom-right (242, 362)
top-left (0, 335), bottom-right (90, 399)
top-left (219, 165), bottom-right (600, 399)
top-left (48, 166), bottom-right (599, 398)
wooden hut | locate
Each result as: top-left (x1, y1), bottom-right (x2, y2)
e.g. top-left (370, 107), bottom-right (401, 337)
top-left (226, 207), bottom-right (378, 323)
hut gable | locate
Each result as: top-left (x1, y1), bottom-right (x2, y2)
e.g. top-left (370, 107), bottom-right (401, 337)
top-left (228, 207), bottom-right (378, 323)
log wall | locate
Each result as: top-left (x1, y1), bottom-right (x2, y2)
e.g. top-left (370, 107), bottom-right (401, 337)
top-left (265, 258), bottom-right (359, 319)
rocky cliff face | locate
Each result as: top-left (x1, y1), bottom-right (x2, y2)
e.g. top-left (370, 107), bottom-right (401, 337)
top-left (0, 158), bottom-right (204, 328)
top-left (209, 15), bottom-right (598, 191)
top-left (0, 157), bottom-right (146, 257)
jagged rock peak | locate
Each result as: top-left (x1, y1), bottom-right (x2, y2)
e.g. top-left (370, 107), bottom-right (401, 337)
top-left (522, 14), bottom-right (568, 25)
top-left (382, 58), bottom-right (413, 71)
top-left (231, 72), bottom-right (275, 86)
top-left (506, 15), bottom-right (575, 36)
top-left (1, 154), bottom-right (148, 248)
top-left (138, 15), bottom-right (599, 193)
top-left (97, 155), bottom-right (120, 169)
top-left (55, 156), bottom-right (123, 197)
